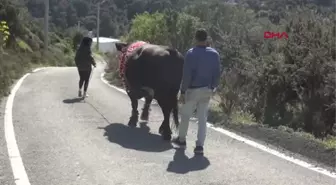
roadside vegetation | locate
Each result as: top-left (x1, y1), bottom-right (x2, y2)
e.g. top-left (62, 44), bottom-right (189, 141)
top-left (0, 0), bottom-right (76, 97)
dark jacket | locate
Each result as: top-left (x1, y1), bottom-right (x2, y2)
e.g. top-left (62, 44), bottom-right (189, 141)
top-left (75, 45), bottom-right (96, 71)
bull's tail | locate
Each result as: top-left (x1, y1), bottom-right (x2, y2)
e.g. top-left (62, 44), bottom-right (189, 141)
top-left (171, 96), bottom-right (179, 130)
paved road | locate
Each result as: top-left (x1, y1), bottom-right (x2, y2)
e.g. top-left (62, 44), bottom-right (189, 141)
top-left (0, 62), bottom-right (335, 185)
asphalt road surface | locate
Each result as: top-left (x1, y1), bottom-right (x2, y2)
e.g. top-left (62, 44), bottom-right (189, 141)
top-left (0, 62), bottom-right (335, 185)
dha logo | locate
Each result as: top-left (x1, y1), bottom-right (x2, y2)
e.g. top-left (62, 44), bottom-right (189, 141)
top-left (264, 32), bottom-right (288, 39)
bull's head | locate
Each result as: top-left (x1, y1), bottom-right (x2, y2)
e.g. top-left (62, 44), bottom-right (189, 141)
top-left (115, 42), bottom-right (129, 53)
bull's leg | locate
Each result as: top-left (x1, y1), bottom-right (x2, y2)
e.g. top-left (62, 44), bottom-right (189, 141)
top-left (127, 92), bottom-right (139, 127)
top-left (157, 98), bottom-right (173, 141)
top-left (140, 87), bottom-right (154, 120)
top-left (172, 96), bottom-right (180, 130)
top-left (140, 96), bottom-right (152, 121)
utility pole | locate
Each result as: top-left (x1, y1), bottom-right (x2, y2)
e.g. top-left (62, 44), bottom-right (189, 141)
top-left (96, 2), bottom-right (100, 51)
top-left (96, 0), bottom-right (106, 51)
top-left (44, 0), bottom-right (49, 55)
top-left (77, 21), bottom-right (80, 32)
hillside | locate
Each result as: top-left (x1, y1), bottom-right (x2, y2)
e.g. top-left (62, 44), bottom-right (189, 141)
top-left (22, 0), bottom-right (335, 38)
top-left (99, 0), bottom-right (336, 167)
top-left (0, 0), bottom-right (77, 94)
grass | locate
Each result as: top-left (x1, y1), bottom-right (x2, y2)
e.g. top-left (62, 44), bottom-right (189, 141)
top-left (103, 72), bottom-right (123, 88)
top-left (321, 136), bottom-right (336, 150)
top-left (92, 47), bottom-right (105, 57)
top-left (92, 52), bottom-right (105, 63)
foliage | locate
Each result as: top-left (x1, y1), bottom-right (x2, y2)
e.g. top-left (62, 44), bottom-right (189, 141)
top-left (0, 21), bottom-right (10, 47)
top-left (126, 10), bottom-right (202, 53)
top-left (0, 0), bottom-right (75, 97)
top-left (171, 11), bottom-right (202, 53)
top-left (103, 52), bottom-right (123, 88)
top-left (126, 12), bottom-right (169, 44)
top-left (72, 31), bottom-right (84, 51)
top-left (115, 0), bottom-right (336, 139)
top-left (16, 38), bottom-right (33, 52)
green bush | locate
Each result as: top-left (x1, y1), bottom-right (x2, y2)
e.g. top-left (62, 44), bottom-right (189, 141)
top-left (103, 52), bottom-right (123, 87)
top-left (126, 11), bottom-right (170, 44)
top-left (72, 31), bottom-right (84, 51)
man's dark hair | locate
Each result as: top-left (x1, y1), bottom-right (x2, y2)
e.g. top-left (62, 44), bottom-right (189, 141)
top-left (195, 29), bottom-right (208, 42)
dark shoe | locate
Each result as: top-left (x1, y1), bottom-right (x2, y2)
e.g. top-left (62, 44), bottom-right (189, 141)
top-left (194, 146), bottom-right (204, 155)
top-left (171, 137), bottom-right (186, 148)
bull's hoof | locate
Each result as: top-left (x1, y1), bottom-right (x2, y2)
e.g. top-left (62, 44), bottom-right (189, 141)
top-left (159, 126), bottom-right (164, 134)
top-left (128, 116), bottom-right (138, 128)
top-left (128, 121), bottom-right (137, 128)
top-left (162, 134), bottom-right (172, 141)
top-left (128, 122), bottom-right (137, 128)
top-left (140, 111), bottom-right (149, 121)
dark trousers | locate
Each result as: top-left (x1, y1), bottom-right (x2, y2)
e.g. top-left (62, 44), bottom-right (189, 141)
top-left (78, 69), bottom-right (92, 92)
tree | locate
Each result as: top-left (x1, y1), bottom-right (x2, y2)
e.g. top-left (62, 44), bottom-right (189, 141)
top-left (72, 31), bottom-right (83, 51)
top-left (126, 12), bottom-right (169, 44)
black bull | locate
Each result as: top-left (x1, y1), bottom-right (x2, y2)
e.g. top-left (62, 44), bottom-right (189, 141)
top-left (115, 42), bottom-right (184, 140)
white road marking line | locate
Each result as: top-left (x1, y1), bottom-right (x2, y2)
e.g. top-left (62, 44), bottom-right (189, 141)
top-left (207, 124), bottom-right (336, 179)
top-left (4, 68), bottom-right (46, 185)
top-left (5, 73), bottom-right (32, 185)
top-left (32, 68), bottom-right (45, 73)
top-left (100, 71), bottom-right (336, 179)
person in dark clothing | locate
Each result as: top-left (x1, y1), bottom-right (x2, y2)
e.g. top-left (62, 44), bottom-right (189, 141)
top-left (75, 37), bottom-right (96, 98)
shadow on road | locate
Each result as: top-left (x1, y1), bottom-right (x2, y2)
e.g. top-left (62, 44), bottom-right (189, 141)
top-left (99, 122), bottom-right (173, 152)
top-left (62, 97), bottom-right (84, 104)
top-left (166, 149), bottom-right (210, 174)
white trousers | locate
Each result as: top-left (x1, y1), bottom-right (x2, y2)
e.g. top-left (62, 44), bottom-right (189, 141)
top-left (178, 87), bottom-right (212, 146)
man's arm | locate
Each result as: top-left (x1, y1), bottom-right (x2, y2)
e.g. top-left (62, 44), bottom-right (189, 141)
top-left (211, 52), bottom-right (221, 91)
top-left (180, 50), bottom-right (193, 94)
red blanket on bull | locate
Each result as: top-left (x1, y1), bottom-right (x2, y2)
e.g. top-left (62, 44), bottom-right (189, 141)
top-left (118, 41), bottom-right (147, 89)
